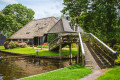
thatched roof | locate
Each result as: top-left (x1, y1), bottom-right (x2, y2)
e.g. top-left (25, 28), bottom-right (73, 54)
top-left (9, 17), bottom-right (58, 39)
top-left (48, 18), bottom-right (74, 33)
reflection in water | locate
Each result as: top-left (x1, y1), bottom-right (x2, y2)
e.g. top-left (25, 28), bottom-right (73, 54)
top-left (0, 53), bottom-right (77, 80)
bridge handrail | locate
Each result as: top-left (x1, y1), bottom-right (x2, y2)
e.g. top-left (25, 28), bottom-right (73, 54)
top-left (89, 33), bottom-right (116, 54)
top-left (49, 37), bottom-right (60, 45)
top-left (78, 32), bottom-right (85, 66)
top-left (49, 36), bottom-right (61, 50)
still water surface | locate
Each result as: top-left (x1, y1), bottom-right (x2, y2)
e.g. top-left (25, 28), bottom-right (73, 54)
top-left (0, 53), bottom-right (76, 80)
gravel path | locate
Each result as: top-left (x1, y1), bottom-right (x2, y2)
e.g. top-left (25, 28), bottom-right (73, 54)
top-left (80, 69), bottom-right (106, 80)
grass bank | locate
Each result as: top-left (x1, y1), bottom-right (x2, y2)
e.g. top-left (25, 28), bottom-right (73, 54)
top-left (20, 64), bottom-right (92, 80)
top-left (0, 46), bottom-right (78, 56)
top-left (96, 67), bottom-right (120, 80)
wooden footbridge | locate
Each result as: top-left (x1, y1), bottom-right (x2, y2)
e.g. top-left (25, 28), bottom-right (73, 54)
top-left (48, 18), bottom-right (119, 69)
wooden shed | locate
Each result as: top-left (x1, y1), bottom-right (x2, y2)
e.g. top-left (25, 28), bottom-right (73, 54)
top-left (0, 34), bottom-right (6, 46)
top-left (9, 17), bottom-right (58, 45)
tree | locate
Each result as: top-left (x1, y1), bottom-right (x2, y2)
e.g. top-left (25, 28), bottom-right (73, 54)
top-left (0, 4), bottom-right (35, 38)
top-left (62, 0), bottom-right (120, 47)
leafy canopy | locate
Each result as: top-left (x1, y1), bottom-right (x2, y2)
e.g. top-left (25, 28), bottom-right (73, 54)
top-left (62, 0), bottom-right (120, 47)
top-left (0, 4), bottom-right (35, 38)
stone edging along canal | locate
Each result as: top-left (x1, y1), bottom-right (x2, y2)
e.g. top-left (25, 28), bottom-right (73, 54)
top-left (0, 50), bottom-right (77, 60)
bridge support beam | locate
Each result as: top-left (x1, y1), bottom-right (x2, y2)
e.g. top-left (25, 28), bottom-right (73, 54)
top-left (59, 44), bottom-right (62, 59)
top-left (69, 44), bottom-right (72, 59)
top-left (77, 43), bottom-right (80, 63)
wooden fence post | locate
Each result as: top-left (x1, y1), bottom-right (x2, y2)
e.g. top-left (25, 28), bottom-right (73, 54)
top-left (59, 44), bottom-right (62, 59)
top-left (77, 43), bottom-right (80, 63)
top-left (69, 44), bottom-right (72, 59)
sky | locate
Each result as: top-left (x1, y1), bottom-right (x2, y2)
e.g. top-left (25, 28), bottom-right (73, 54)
top-left (0, 0), bottom-right (64, 19)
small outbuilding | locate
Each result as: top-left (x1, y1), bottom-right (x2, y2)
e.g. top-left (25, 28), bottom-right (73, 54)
top-left (48, 18), bottom-right (74, 33)
top-left (0, 34), bottom-right (6, 46)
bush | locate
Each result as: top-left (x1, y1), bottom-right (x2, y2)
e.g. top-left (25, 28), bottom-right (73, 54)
top-left (8, 41), bottom-right (18, 49)
top-left (63, 43), bottom-right (77, 48)
top-left (72, 43), bottom-right (77, 48)
top-left (16, 41), bottom-right (29, 44)
top-left (64, 45), bottom-right (69, 48)
top-left (113, 43), bottom-right (120, 51)
top-left (37, 45), bottom-right (49, 48)
top-left (115, 54), bottom-right (120, 65)
top-left (4, 41), bottom-right (10, 49)
top-left (18, 43), bottom-right (27, 48)
top-left (43, 43), bottom-right (48, 46)
top-left (48, 34), bottom-right (58, 43)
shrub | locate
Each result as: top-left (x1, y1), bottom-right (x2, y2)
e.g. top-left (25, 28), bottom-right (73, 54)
top-left (17, 41), bottom-right (22, 43)
top-left (72, 43), bottom-right (77, 48)
top-left (34, 45), bottom-right (37, 47)
top-left (18, 43), bottom-right (27, 48)
top-left (63, 44), bottom-right (77, 48)
top-left (113, 43), bottom-right (120, 51)
top-left (16, 41), bottom-right (29, 44)
top-left (37, 45), bottom-right (49, 48)
top-left (115, 54), bottom-right (120, 65)
top-left (43, 43), bottom-right (48, 46)
top-left (64, 45), bottom-right (69, 48)
top-left (8, 41), bottom-right (18, 49)
top-left (4, 41), bottom-right (10, 49)
top-left (48, 33), bottom-right (58, 43)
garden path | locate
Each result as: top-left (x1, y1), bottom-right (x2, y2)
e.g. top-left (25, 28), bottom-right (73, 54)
top-left (80, 69), bottom-right (106, 80)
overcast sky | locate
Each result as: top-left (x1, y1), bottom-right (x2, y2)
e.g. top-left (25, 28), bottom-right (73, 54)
top-left (0, 0), bottom-right (64, 19)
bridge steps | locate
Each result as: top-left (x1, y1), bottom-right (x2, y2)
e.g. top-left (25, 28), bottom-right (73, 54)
top-left (84, 42), bottom-right (112, 69)
top-left (83, 42), bottom-right (101, 70)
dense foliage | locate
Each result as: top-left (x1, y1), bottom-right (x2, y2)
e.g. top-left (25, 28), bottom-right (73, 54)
top-left (37, 45), bottom-right (49, 48)
top-left (62, 0), bottom-right (120, 48)
top-left (0, 4), bottom-right (35, 38)
top-left (48, 34), bottom-right (58, 43)
top-left (4, 41), bottom-right (27, 49)
top-left (37, 43), bottom-right (48, 48)
top-left (18, 43), bottom-right (27, 48)
top-left (8, 41), bottom-right (19, 49)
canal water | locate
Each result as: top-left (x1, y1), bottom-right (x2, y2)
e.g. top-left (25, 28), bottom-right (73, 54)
top-left (0, 53), bottom-right (76, 80)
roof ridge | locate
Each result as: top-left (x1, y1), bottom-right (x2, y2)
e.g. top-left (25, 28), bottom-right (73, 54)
top-left (33, 16), bottom-right (57, 21)
top-left (47, 18), bottom-right (61, 33)
top-left (61, 18), bottom-right (65, 32)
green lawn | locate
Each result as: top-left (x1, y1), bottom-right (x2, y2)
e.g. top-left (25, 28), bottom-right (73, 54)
top-left (96, 67), bottom-right (120, 80)
top-left (0, 46), bottom-right (78, 56)
top-left (20, 64), bottom-right (92, 80)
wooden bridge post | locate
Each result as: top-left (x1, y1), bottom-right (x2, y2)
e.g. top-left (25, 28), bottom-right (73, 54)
top-left (77, 43), bottom-right (80, 63)
top-left (59, 44), bottom-right (62, 59)
top-left (69, 44), bottom-right (72, 59)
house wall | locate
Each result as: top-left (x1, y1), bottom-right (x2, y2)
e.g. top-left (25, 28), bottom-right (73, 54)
top-left (34, 35), bottom-right (48, 45)
top-left (9, 35), bottom-right (48, 46)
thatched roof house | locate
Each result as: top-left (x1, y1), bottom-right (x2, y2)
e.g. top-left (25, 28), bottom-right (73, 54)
top-left (9, 17), bottom-right (58, 45)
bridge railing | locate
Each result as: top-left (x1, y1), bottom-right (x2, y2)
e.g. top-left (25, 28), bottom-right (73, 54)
top-left (78, 32), bottom-right (85, 66)
top-left (62, 35), bottom-right (79, 43)
top-left (49, 37), bottom-right (61, 50)
top-left (84, 33), bottom-right (118, 66)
